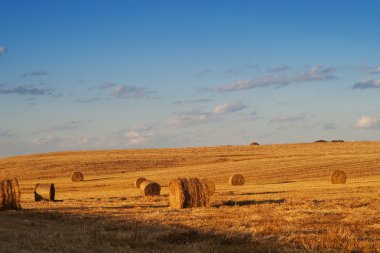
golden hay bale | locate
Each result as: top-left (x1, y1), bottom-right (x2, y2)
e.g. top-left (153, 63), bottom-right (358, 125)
top-left (169, 178), bottom-right (210, 209)
top-left (34, 183), bottom-right (55, 201)
top-left (331, 170), bottom-right (347, 184)
top-left (229, 174), bottom-right (245, 186)
top-left (140, 181), bottom-right (161, 196)
top-left (71, 172), bottom-right (84, 182)
top-left (0, 178), bottom-right (21, 211)
top-left (201, 178), bottom-right (215, 195)
top-left (134, 177), bottom-right (147, 188)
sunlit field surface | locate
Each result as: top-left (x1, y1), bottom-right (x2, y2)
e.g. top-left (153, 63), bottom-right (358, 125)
top-left (0, 141), bottom-right (379, 253)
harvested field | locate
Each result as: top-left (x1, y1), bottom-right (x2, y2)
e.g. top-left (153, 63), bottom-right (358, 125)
top-left (0, 141), bottom-right (379, 252)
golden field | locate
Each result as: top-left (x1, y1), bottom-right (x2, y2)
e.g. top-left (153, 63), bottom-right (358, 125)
top-left (0, 141), bottom-right (379, 253)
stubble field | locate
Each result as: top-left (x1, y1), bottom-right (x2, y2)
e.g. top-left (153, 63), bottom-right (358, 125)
top-left (0, 141), bottom-right (379, 253)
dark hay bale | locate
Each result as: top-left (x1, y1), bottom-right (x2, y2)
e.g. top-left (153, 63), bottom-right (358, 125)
top-left (140, 181), bottom-right (161, 196)
top-left (169, 178), bottom-right (210, 209)
top-left (201, 178), bottom-right (215, 195)
top-left (229, 174), bottom-right (245, 186)
top-left (0, 178), bottom-right (21, 211)
top-left (71, 172), bottom-right (84, 182)
top-left (34, 183), bottom-right (55, 201)
top-left (134, 177), bottom-right (147, 188)
top-left (331, 170), bottom-right (347, 184)
top-left (315, 140), bottom-right (327, 143)
top-left (331, 140), bottom-right (344, 143)
top-left (250, 142), bottom-right (260, 146)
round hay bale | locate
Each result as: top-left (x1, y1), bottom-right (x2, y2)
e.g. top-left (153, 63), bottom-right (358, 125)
top-left (71, 172), bottom-right (84, 182)
top-left (169, 178), bottom-right (210, 209)
top-left (34, 183), bottom-right (55, 201)
top-left (134, 177), bottom-right (147, 188)
top-left (331, 170), bottom-right (347, 184)
top-left (332, 140), bottom-right (344, 143)
top-left (315, 140), bottom-right (327, 143)
top-left (250, 142), bottom-right (260, 146)
top-left (229, 174), bottom-right (245, 186)
top-left (201, 178), bottom-right (215, 195)
top-left (140, 181), bottom-right (161, 196)
top-left (0, 178), bottom-right (21, 211)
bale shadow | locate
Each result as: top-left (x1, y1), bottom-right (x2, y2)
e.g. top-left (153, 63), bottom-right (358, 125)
top-left (83, 176), bottom-right (119, 182)
top-left (0, 208), bottom-right (299, 253)
top-left (214, 198), bottom-right (286, 207)
top-left (237, 191), bottom-right (286, 196)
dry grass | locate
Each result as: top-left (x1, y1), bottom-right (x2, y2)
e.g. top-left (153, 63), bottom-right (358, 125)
top-left (0, 141), bottom-right (379, 252)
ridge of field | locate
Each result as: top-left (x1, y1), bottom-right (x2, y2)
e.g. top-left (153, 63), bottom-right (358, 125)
top-left (0, 141), bottom-right (379, 252)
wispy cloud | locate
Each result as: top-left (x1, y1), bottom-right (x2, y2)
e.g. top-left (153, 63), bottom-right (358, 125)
top-left (213, 102), bottom-right (246, 114)
top-left (217, 65), bottom-right (336, 92)
top-left (355, 115), bottom-right (380, 129)
top-left (168, 101), bottom-right (247, 127)
top-left (0, 85), bottom-right (52, 96)
top-left (99, 82), bottom-right (117, 89)
top-left (360, 65), bottom-right (380, 74)
top-left (98, 82), bottom-right (155, 99)
top-left (269, 114), bottom-right (307, 130)
top-left (34, 120), bottom-right (86, 134)
top-left (167, 110), bottom-right (211, 127)
top-left (194, 69), bottom-right (211, 77)
top-left (172, 98), bottom-right (211, 105)
top-left (267, 65), bottom-right (290, 73)
top-left (224, 67), bottom-right (241, 76)
top-left (21, 70), bottom-right (48, 78)
top-left (77, 97), bottom-right (101, 103)
top-left (353, 79), bottom-right (380, 90)
top-left (0, 130), bottom-right (14, 139)
top-left (0, 47), bottom-right (7, 56)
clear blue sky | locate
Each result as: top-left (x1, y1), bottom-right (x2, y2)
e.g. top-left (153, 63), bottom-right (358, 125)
top-left (1, 0), bottom-right (380, 157)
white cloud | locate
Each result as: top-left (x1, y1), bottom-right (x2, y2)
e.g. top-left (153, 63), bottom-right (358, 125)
top-left (213, 102), bottom-right (246, 114)
top-left (218, 65), bottom-right (336, 92)
top-left (353, 79), bottom-right (380, 90)
top-left (355, 115), bottom-right (380, 129)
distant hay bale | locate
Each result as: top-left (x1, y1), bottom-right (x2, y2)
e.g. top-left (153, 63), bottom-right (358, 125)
top-left (140, 181), bottom-right (161, 196)
top-left (134, 177), bottom-right (147, 188)
top-left (0, 178), bottom-right (21, 211)
top-left (34, 183), bottom-right (55, 201)
top-left (331, 140), bottom-right (344, 143)
top-left (331, 170), bottom-right (347, 184)
top-left (229, 174), bottom-right (245, 186)
top-left (315, 140), bottom-right (327, 143)
top-left (201, 178), bottom-right (215, 195)
top-left (71, 172), bottom-right (84, 182)
top-left (169, 178), bottom-right (210, 209)
top-left (250, 142), bottom-right (260, 146)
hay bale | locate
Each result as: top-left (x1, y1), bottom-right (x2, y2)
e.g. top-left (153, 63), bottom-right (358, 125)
top-left (34, 183), bottom-right (55, 201)
top-left (229, 174), bottom-right (245, 186)
top-left (134, 177), bottom-right (147, 188)
top-left (315, 140), bottom-right (327, 143)
top-left (331, 140), bottom-right (344, 143)
top-left (71, 172), bottom-right (84, 182)
top-left (331, 170), bottom-right (347, 184)
top-left (169, 178), bottom-right (210, 209)
top-left (0, 178), bottom-right (21, 211)
top-left (201, 178), bottom-right (215, 195)
top-left (140, 181), bottom-right (161, 196)
top-left (250, 142), bottom-right (260, 146)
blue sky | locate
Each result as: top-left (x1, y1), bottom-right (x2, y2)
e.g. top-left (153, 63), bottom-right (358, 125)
top-left (1, 0), bottom-right (380, 157)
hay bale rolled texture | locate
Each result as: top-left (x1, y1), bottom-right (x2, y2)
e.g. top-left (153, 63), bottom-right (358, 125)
top-left (71, 172), bottom-right (84, 182)
top-left (0, 178), bottom-right (21, 211)
top-left (140, 181), bottom-right (161, 196)
top-left (169, 178), bottom-right (210, 209)
top-left (229, 174), bottom-right (245, 186)
top-left (134, 177), bottom-right (147, 188)
top-left (34, 183), bottom-right (55, 201)
top-left (201, 178), bottom-right (215, 195)
top-left (331, 170), bottom-right (347, 184)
